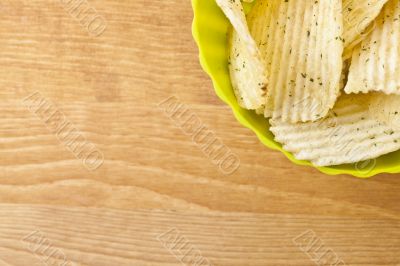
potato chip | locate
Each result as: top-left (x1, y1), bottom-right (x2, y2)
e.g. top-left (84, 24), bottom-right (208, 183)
top-left (217, 0), bottom-right (268, 109)
top-left (229, 30), bottom-right (268, 109)
top-left (342, 0), bottom-right (389, 60)
top-left (369, 94), bottom-right (400, 130)
top-left (247, 0), bottom-right (344, 122)
top-left (270, 94), bottom-right (400, 166)
top-left (345, 0), bottom-right (400, 94)
top-left (216, 0), bottom-right (255, 53)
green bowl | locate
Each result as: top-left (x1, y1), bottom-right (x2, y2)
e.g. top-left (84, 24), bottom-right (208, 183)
top-left (191, 0), bottom-right (400, 178)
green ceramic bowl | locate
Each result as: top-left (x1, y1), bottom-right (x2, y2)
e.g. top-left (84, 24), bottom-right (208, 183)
top-left (191, 0), bottom-right (400, 178)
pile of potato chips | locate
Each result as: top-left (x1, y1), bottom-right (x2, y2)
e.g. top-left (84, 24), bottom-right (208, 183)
top-left (216, 0), bottom-right (400, 166)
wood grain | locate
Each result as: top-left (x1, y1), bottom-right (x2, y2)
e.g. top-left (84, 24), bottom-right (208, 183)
top-left (0, 205), bottom-right (398, 266)
top-left (0, 0), bottom-right (399, 265)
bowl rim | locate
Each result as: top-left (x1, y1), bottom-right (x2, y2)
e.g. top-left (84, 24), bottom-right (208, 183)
top-left (191, 0), bottom-right (400, 178)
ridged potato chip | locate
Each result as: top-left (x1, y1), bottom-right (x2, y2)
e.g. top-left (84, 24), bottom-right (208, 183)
top-left (342, 0), bottom-right (389, 59)
top-left (214, 0), bottom-right (400, 167)
top-left (270, 94), bottom-right (400, 166)
top-left (345, 0), bottom-right (400, 94)
top-left (247, 0), bottom-right (344, 122)
top-left (370, 94), bottom-right (400, 130)
top-left (216, 0), bottom-right (268, 109)
top-left (228, 30), bottom-right (268, 109)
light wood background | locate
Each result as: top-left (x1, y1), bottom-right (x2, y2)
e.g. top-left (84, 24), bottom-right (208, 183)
top-left (0, 0), bottom-right (399, 265)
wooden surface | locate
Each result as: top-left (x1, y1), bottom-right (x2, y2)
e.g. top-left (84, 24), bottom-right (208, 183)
top-left (0, 0), bottom-right (399, 265)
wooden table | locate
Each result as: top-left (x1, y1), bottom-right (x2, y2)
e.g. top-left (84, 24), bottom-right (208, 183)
top-left (0, 0), bottom-right (399, 265)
